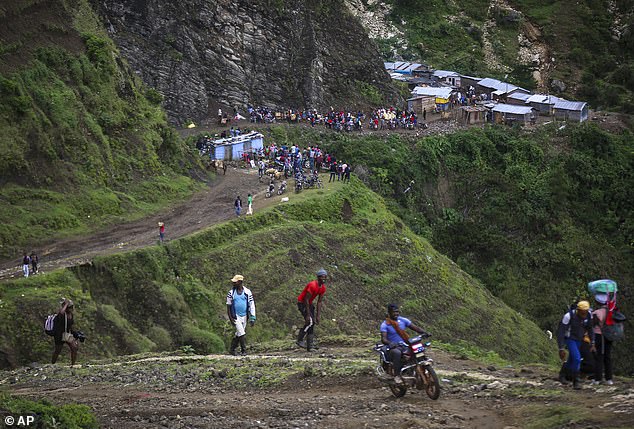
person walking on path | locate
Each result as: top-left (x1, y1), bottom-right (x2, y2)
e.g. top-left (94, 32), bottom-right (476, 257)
top-left (247, 193), bottom-right (253, 215)
top-left (234, 196), bottom-right (242, 216)
top-left (592, 294), bottom-right (614, 385)
top-left (226, 275), bottom-right (256, 356)
top-left (30, 252), bottom-right (39, 275)
top-left (52, 298), bottom-right (79, 366)
top-left (22, 253), bottom-right (30, 277)
top-left (158, 222), bottom-right (165, 244)
top-left (296, 269), bottom-right (328, 351)
top-left (557, 300), bottom-right (595, 389)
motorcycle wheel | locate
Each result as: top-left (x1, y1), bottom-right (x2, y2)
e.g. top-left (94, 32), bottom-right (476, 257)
top-left (384, 364), bottom-right (407, 398)
top-left (419, 365), bottom-right (440, 400)
top-left (265, 192), bottom-right (271, 198)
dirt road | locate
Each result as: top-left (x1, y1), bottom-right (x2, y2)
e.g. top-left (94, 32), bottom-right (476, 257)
top-left (4, 345), bottom-right (633, 428)
top-left (0, 168), bottom-right (278, 281)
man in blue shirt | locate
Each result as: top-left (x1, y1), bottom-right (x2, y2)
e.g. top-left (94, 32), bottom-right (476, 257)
top-left (380, 304), bottom-right (428, 384)
top-left (226, 275), bottom-right (256, 356)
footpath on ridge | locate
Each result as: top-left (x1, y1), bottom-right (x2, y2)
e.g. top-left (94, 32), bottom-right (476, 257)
top-left (0, 168), bottom-right (278, 281)
top-left (4, 344), bottom-right (634, 428)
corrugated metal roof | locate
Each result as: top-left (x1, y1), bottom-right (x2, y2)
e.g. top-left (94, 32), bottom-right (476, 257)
top-left (433, 70), bottom-right (460, 78)
top-left (527, 94), bottom-right (555, 104)
top-left (509, 92), bottom-right (531, 101)
top-left (460, 74), bottom-right (483, 81)
top-left (492, 104), bottom-right (535, 115)
top-left (411, 86), bottom-right (454, 99)
top-left (214, 132), bottom-right (264, 146)
top-left (554, 100), bottom-right (587, 111)
top-left (478, 77), bottom-right (518, 93)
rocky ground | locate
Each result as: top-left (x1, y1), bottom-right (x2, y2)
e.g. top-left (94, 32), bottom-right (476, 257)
top-left (2, 342), bottom-right (633, 428)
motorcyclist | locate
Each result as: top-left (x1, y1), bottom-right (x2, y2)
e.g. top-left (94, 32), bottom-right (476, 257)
top-left (268, 181), bottom-right (275, 194)
top-left (380, 304), bottom-right (429, 384)
top-left (280, 180), bottom-right (287, 192)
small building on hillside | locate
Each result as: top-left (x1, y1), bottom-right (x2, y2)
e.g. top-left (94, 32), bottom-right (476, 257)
top-left (526, 94), bottom-right (556, 116)
top-left (553, 99), bottom-right (588, 122)
top-left (407, 96), bottom-right (436, 116)
top-left (211, 132), bottom-right (264, 161)
top-left (507, 92), bottom-right (531, 105)
top-left (458, 106), bottom-right (488, 125)
top-left (385, 62), bottom-right (430, 76)
top-left (411, 86), bottom-right (455, 112)
top-left (460, 74), bottom-right (483, 90)
top-left (491, 104), bottom-right (537, 125)
top-left (433, 70), bottom-right (461, 86)
top-left (477, 77), bottom-right (530, 100)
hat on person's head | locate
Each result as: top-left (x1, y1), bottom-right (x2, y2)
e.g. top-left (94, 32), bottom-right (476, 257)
top-left (316, 269), bottom-right (327, 277)
top-left (577, 300), bottom-right (590, 311)
top-left (387, 303), bottom-right (399, 312)
top-left (595, 294), bottom-right (608, 305)
top-left (231, 274), bottom-right (244, 283)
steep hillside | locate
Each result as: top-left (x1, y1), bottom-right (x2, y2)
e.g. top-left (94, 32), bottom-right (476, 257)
top-left (0, 0), bottom-right (206, 259)
top-left (276, 123), bottom-right (634, 372)
top-left (92, 0), bottom-right (400, 125)
top-left (0, 181), bottom-right (554, 368)
top-left (354, 0), bottom-right (634, 112)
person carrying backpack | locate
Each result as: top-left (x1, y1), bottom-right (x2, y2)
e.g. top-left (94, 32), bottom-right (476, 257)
top-left (226, 275), bottom-right (256, 356)
top-left (592, 294), bottom-right (614, 385)
top-left (557, 300), bottom-right (595, 389)
top-left (52, 298), bottom-right (79, 366)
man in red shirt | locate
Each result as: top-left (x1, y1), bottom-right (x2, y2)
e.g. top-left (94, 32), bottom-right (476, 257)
top-left (296, 269), bottom-right (327, 351)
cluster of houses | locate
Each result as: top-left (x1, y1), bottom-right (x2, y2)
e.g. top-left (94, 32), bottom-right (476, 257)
top-left (385, 62), bottom-right (588, 126)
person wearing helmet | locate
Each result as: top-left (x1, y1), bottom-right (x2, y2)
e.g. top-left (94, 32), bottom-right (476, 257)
top-left (296, 269), bottom-right (327, 351)
top-left (557, 300), bottom-right (595, 389)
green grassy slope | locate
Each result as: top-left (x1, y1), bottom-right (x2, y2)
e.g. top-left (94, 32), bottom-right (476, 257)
top-left (0, 181), bottom-right (555, 368)
top-left (273, 123), bottom-right (633, 372)
top-left (0, 0), bottom-right (205, 259)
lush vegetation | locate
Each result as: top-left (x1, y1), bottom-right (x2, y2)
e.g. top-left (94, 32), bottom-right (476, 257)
top-left (0, 180), bottom-right (555, 368)
top-left (375, 0), bottom-right (634, 112)
top-left (263, 124), bottom-right (633, 372)
top-left (0, 0), bottom-right (205, 259)
top-left (0, 393), bottom-right (98, 429)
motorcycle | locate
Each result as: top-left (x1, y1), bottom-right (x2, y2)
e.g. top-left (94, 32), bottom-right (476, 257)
top-left (373, 334), bottom-right (440, 400)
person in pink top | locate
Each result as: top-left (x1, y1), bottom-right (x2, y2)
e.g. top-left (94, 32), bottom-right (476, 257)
top-left (592, 294), bottom-right (614, 385)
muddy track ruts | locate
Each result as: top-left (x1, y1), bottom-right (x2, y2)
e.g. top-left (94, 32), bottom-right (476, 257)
top-left (0, 169), bottom-right (276, 281)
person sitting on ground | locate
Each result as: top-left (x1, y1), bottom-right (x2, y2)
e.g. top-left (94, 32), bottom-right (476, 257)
top-left (52, 298), bottom-right (79, 366)
top-left (380, 304), bottom-right (429, 385)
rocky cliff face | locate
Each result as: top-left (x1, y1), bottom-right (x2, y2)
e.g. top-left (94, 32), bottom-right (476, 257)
top-left (93, 0), bottom-right (395, 125)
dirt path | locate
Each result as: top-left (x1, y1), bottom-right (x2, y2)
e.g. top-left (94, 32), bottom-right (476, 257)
top-left (5, 346), bottom-right (633, 428)
top-left (0, 168), bottom-right (278, 281)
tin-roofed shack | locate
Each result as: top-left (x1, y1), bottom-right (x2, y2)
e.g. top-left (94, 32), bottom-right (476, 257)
top-left (491, 104), bottom-right (537, 126)
top-left (458, 106), bottom-right (488, 125)
top-left (554, 99), bottom-right (588, 122)
top-left (210, 132), bottom-right (264, 161)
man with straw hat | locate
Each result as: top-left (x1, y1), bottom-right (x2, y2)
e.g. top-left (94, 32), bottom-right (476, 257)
top-left (226, 274), bottom-right (256, 356)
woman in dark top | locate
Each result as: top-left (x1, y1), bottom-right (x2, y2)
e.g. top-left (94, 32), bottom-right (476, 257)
top-left (52, 298), bottom-right (79, 365)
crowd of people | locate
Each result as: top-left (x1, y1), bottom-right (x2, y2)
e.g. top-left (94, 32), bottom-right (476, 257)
top-left (241, 106), bottom-right (424, 133)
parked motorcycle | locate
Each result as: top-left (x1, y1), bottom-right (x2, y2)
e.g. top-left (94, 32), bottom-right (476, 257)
top-left (373, 334), bottom-right (440, 400)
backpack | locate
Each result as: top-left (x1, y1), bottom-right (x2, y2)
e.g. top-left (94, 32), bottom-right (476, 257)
top-left (44, 314), bottom-right (56, 336)
top-left (602, 305), bottom-right (626, 342)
